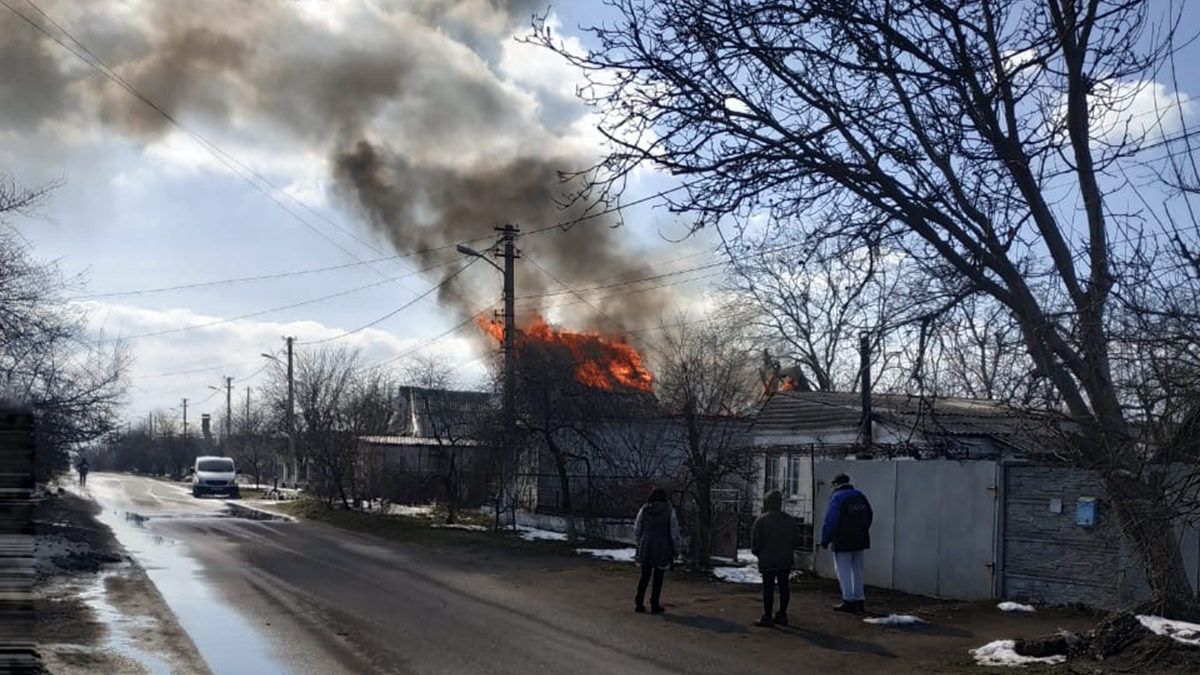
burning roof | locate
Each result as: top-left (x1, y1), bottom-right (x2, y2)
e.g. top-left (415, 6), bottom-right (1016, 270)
top-left (478, 314), bottom-right (654, 393)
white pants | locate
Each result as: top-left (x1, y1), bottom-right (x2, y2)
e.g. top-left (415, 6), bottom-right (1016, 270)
top-left (833, 550), bottom-right (866, 601)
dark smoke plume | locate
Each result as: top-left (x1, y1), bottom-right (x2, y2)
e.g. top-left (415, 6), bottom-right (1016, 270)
top-left (0, 0), bottom-right (674, 336)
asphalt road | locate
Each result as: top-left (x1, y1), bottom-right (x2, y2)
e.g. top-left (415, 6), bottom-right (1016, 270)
top-left (86, 473), bottom-right (770, 675)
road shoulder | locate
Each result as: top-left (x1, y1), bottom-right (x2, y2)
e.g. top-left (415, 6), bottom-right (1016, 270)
top-left (34, 487), bottom-right (211, 675)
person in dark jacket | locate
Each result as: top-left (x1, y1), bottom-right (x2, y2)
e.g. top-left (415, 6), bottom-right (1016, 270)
top-left (750, 490), bottom-right (797, 627)
top-left (76, 457), bottom-right (89, 486)
top-left (820, 473), bottom-right (873, 613)
top-left (633, 487), bottom-right (681, 613)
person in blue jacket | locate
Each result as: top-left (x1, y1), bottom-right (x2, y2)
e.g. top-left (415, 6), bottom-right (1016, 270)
top-left (820, 473), bottom-right (873, 613)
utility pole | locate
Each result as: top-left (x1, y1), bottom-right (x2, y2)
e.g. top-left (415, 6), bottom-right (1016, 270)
top-left (244, 386), bottom-right (251, 431)
top-left (181, 397), bottom-right (189, 439)
top-left (859, 332), bottom-right (872, 448)
top-left (148, 412), bottom-right (153, 441)
top-left (286, 336), bottom-right (295, 488)
top-left (224, 376), bottom-right (233, 450)
top-left (498, 224), bottom-right (519, 522)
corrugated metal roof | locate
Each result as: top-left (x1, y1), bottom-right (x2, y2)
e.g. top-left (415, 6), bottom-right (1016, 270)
top-left (754, 391), bottom-right (1066, 453)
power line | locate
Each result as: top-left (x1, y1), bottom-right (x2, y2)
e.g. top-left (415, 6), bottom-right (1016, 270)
top-left (98, 259), bottom-right (460, 342)
top-left (299, 258), bottom-right (478, 345)
top-left (70, 246), bottom-right (477, 300)
top-left (363, 305), bottom-right (498, 372)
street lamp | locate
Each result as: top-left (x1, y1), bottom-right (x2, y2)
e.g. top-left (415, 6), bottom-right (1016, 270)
top-left (457, 243), bottom-right (503, 272)
top-left (207, 385), bottom-right (224, 447)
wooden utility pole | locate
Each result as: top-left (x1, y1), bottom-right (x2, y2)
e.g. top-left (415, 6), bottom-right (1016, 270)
top-left (224, 376), bottom-right (233, 449)
top-left (286, 336), bottom-right (295, 487)
top-left (181, 398), bottom-right (189, 439)
top-left (859, 332), bottom-right (872, 448)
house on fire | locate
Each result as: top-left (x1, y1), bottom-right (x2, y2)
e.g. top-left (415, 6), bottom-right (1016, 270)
top-left (752, 390), bottom-right (1200, 608)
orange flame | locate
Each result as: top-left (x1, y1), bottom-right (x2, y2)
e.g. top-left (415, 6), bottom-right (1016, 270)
top-left (477, 314), bottom-right (653, 392)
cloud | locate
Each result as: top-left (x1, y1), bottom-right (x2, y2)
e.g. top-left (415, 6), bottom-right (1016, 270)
top-left (1082, 79), bottom-right (1195, 146)
top-left (81, 299), bottom-right (488, 414)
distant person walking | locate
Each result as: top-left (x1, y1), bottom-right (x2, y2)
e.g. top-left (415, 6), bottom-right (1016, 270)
top-left (751, 489), bottom-right (797, 627)
top-left (820, 473), bottom-right (873, 613)
top-left (76, 457), bottom-right (89, 486)
top-left (633, 487), bottom-right (681, 614)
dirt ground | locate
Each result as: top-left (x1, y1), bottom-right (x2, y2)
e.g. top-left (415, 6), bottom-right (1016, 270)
top-left (33, 488), bottom-right (211, 675)
top-left (273, 500), bottom-right (1143, 674)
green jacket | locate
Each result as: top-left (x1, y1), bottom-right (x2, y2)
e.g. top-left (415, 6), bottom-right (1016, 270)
top-left (751, 511), bottom-right (797, 571)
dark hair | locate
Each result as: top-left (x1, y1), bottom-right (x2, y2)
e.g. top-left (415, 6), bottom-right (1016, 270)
top-left (832, 473), bottom-right (850, 486)
top-left (764, 489), bottom-right (783, 512)
top-left (647, 487), bottom-right (668, 503)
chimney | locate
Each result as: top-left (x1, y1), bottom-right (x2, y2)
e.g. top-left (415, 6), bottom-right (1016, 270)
top-left (859, 332), bottom-right (872, 447)
top-left (201, 414), bottom-right (213, 445)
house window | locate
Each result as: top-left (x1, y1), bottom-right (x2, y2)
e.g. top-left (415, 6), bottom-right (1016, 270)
top-left (764, 455), bottom-right (780, 491)
top-left (787, 455), bottom-right (803, 498)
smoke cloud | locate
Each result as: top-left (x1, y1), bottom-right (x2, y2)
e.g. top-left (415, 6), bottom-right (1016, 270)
top-left (0, 0), bottom-right (672, 336)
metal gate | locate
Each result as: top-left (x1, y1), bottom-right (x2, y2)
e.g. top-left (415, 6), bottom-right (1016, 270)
top-left (812, 459), bottom-right (999, 600)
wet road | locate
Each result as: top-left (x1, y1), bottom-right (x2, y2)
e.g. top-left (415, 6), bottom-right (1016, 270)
top-left (86, 473), bottom-right (759, 675)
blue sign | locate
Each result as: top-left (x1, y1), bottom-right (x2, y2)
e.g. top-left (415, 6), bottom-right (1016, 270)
top-left (1076, 497), bottom-right (1097, 527)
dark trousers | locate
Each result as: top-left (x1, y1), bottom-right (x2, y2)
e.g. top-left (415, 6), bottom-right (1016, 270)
top-left (762, 569), bottom-right (791, 616)
top-left (635, 564), bottom-right (665, 608)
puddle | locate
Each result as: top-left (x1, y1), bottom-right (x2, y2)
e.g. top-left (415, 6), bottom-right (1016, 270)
top-left (79, 571), bottom-right (172, 675)
top-left (93, 504), bottom-right (292, 675)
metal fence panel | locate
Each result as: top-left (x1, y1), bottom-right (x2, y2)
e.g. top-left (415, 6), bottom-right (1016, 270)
top-left (814, 459), bottom-right (998, 600)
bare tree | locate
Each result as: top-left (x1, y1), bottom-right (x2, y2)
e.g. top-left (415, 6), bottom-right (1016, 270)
top-left (285, 347), bottom-right (361, 508)
top-left (725, 234), bottom-right (904, 392)
top-left (656, 315), bottom-right (757, 566)
top-left (231, 393), bottom-right (273, 489)
top-left (1, 176), bottom-right (129, 481)
top-left (536, 0), bottom-right (1200, 611)
top-left (401, 354), bottom-right (481, 524)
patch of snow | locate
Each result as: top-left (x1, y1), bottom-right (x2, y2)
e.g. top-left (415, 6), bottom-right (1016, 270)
top-left (430, 523), bottom-right (488, 531)
top-left (712, 549), bottom-right (757, 565)
top-left (970, 640), bottom-right (1066, 667)
top-left (516, 526), bottom-right (568, 542)
top-left (713, 567), bottom-right (763, 584)
top-left (864, 614), bottom-right (926, 625)
top-left (576, 547), bottom-right (636, 562)
top-left (1137, 615), bottom-right (1200, 647)
top-left (997, 601), bottom-right (1036, 613)
top-left (388, 504), bottom-right (435, 518)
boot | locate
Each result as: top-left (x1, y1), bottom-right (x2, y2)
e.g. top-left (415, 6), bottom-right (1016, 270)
top-left (852, 600), bottom-right (867, 614)
top-left (635, 604), bottom-right (646, 613)
top-left (650, 604), bottom-right (665, 614)
top-left (754, 615), bottom-right (775, 627)
top-left (773, 611), bottom-right (789, 626)
top-left (832, 601), bottom-right (857, 613)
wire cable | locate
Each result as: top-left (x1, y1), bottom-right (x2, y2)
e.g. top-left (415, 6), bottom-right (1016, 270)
top-left (299, 258), bottom-right (478, 345)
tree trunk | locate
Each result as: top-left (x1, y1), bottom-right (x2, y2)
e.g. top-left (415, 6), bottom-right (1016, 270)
top-left (1104, 473), bottom-right (1197, 616)
top-left (694, 476), bottom-right (713, 568)
top-left (548, 436), bottom-right (576, 541)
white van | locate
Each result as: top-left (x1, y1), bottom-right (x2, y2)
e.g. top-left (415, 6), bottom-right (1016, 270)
top-left (192, 455), bottom-right (240, 498)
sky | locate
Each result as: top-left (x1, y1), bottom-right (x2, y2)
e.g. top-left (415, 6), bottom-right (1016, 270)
top-left (0, 0), bottom-right (721, 424)
top-left (2, 0), bottom-right (1198, 427)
